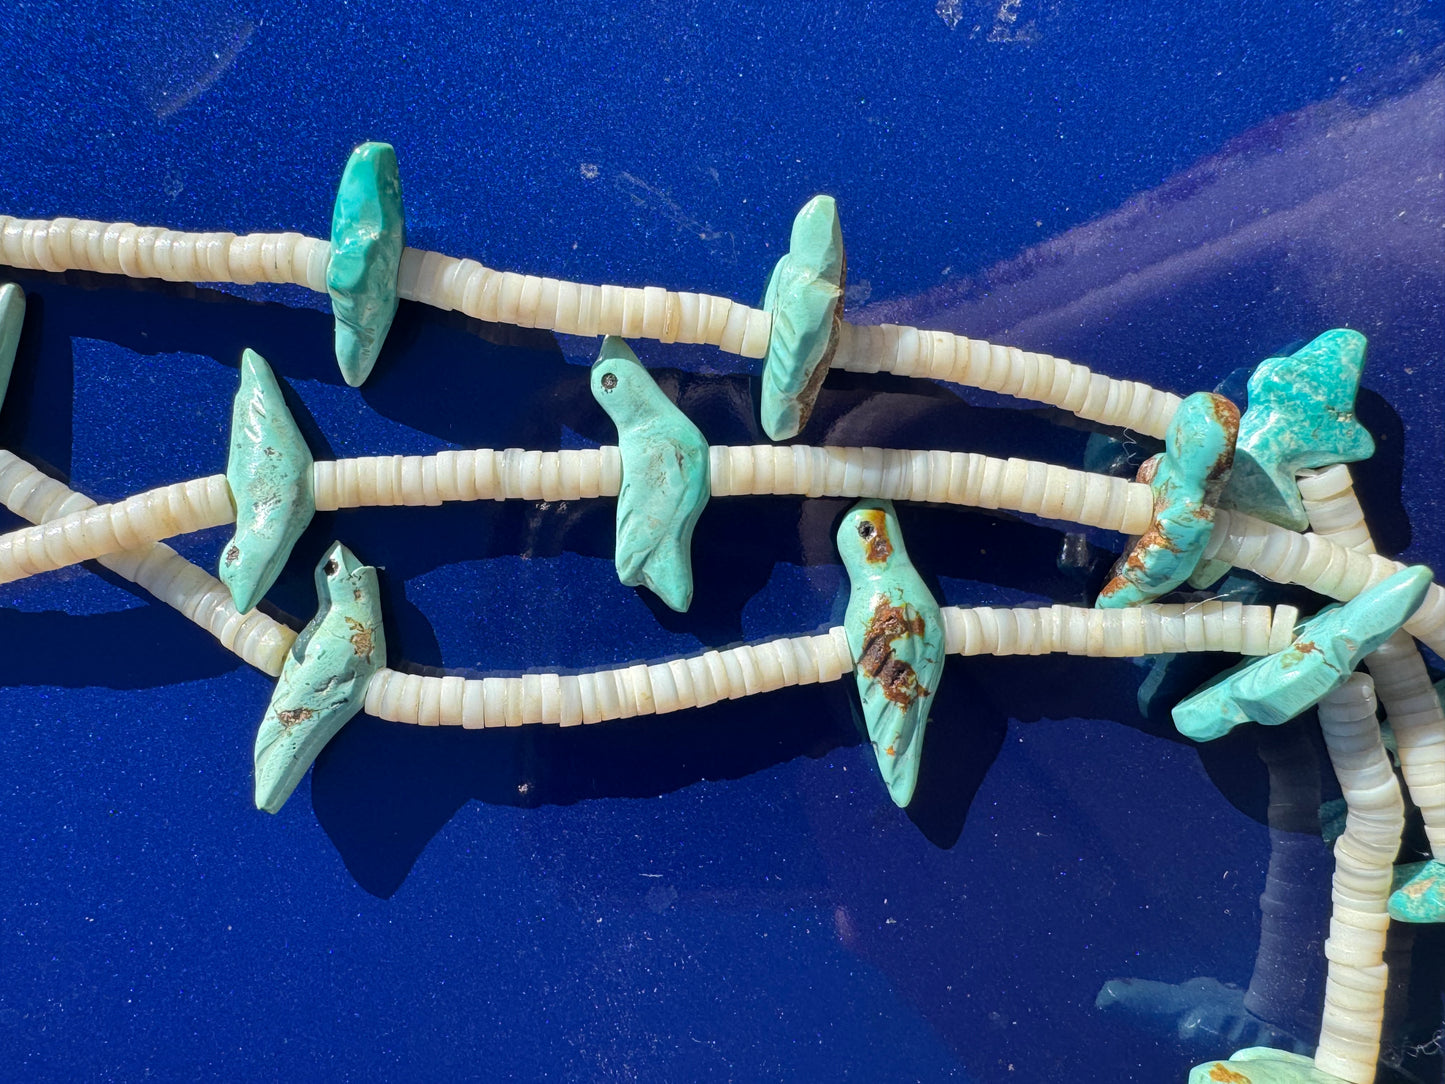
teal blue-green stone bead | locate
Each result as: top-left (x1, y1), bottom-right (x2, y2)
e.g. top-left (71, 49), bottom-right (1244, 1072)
top-left (254, 542), bottom-right (386, 814)
top-left (758, 195), bottom-right (845, 441)
top-left (1189, 1047), bottom-right (1350, 1084)
top-left (0, 282), bottom-right (23, 415)
top-left (1220, 329), bottom-right (1375, 531)
top-left (1389, 858), bottom-right (1445, 922)
top-left (838, 499), bottom-right (945, 808)
top-left (327, 141), bottom-right (405, 387)
top-left (1172, 564), bottom-right (1433, 743)
top-left (590, 336), bottom-right (710, 613)
top-left (218, 349), bottom-right (316, 615)
top-left (1097, 391), bottom-right (1239, 608)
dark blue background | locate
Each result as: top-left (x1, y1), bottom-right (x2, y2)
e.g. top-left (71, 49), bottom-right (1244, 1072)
top-left (2, 2), bottom-right (1444, 1081)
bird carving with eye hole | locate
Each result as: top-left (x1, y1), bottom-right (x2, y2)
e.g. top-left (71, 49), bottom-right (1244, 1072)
top-left (837, 499), bottom-right (945, 807)
top-left (590, 336), bottom-right (710, 612)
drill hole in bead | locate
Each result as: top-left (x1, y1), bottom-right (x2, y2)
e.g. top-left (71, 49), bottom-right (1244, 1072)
top-left (601, 372), bottom-right (617, 391)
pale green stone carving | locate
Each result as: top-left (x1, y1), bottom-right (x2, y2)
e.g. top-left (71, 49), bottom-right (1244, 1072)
top-left (218, 349), bottom-right (315, 615)
top-left (590, 336), bottom-right (710, 613)
top-left (327, 141), bottom-right (405, 387)
top-left (1220, 329), bottom-right (1375, 531)
top-left (758, 195), bottom-right (845, 441)
top-left (838, 499), bottom-right (945, 808)
top-left (1390, 856), bottom-right (1445, 922)
top-left (254, 542), bottom-right (385, 814)
top-left (1172, 565), bottom-right (1432, 743)
top-left (1189, 1047), bottom-right (1351, 1084)
top-left (1097, 391), bottom-right (1238, 608)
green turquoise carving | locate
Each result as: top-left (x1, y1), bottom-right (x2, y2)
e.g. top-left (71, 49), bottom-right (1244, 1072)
top-left (327, 141), bottom-right (405, 387)
top-left (219, 349), bottom-right (316, 615)
top-left (1389, 857), bottom-right (1445, 922)
top-left (1388, 679), bottom-right (1445, 921)
top-left (254, 542), bottom-right (385, 813)
top-left (838, 499), bottom-right (945, 808)
top-left (1189, 1047), bottom-right (1351, 1083)
top-left (759, 195), bottom-right (845, 442)
top-left (1220, 329), bottom-right (1375, 531)
top-left (591, 336), bottom-right (710, 613)
top-left (1172, 564), bottom-right (1432, 743)
top-left (0, 282), bottom-right (23, 414)
top-left (1097, 391), bottom-right (1239, 608)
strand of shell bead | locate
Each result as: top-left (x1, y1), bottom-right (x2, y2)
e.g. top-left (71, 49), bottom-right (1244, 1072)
top-left (1313, 673), bottom-right (1400, 1084)
top-left (942, 601), bottom-right (1294, 658)
top-left (1206, 507), bottom-right (1445, 656)
top-left (1, 212), bottom-right (1197, 420)
top-left (706, 445), bottom-right (1153, 531)
top-left (0, 450), bottom-right (294, 673)
top-left (363, 601), bottom-right (1297, 728)
top-left (396, 249), bottom-right (771, 357)
top-left (0, 445), bottom-right (1158, 584)
top-left (10, 444), bottom-right (1445, 663)
top-left (1298, 464), bottom-right (1375, 553)
top-left (832, 321), bottom-right (1183, 439)
top-left (0, 215), bottom-right (772, 357)
top-left (361, 628), bottom-right (855, 727)
top-left (0, 473), bottom-right (233, 584)
top-left (0, 216), bottom-right (329, 289)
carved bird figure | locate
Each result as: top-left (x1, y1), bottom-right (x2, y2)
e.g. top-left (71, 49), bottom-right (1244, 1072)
top-left (837, 499), bottom-right (945, 807)
top-left (590, 336), bottom-right (710, 612)
top-left (253, 541), bottom-right (386, 813)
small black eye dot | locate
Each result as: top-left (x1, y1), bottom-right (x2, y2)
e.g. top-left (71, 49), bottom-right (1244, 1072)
top-left (857, 521), bottom-right (874, 539)
top-left (601, 372), bottom-right (618, 391)
top-left (324, 559), bottom-right (339, 576)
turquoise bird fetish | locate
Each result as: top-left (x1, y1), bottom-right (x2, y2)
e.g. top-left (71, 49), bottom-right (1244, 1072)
top-left (1220, 329), bottom-right (1376, 531)
top-left (1097, 391), bottom-right (1239, 608)
top-left (1390, 858), bottom-right (1445, 923)
top-left (590, 336), bottom-right (710, 613)
top-left (838, 499), bottom-right (945, 808)
top-left (327, 141), bottom-right (406, 387)
top-left (1172, 564), bottom-right (1432, 743)
top-left (758, 194), bottom-right (846, 441)
top-left (253, 541), bottom-right (386, 813)
top-left (218, 348), bottom-right (316, 615)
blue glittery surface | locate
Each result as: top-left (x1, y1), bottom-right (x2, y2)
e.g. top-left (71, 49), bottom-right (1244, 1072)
top-left (2, 3), bottom-right (1444, 1081)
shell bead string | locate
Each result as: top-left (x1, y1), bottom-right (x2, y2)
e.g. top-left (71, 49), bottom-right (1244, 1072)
top-left (0, 438), bottom-right (1298, 789)
top-left (0, 141), bottom-right (1182, 436)
top-left (1276, 460), bottom-right (1407, 1080)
